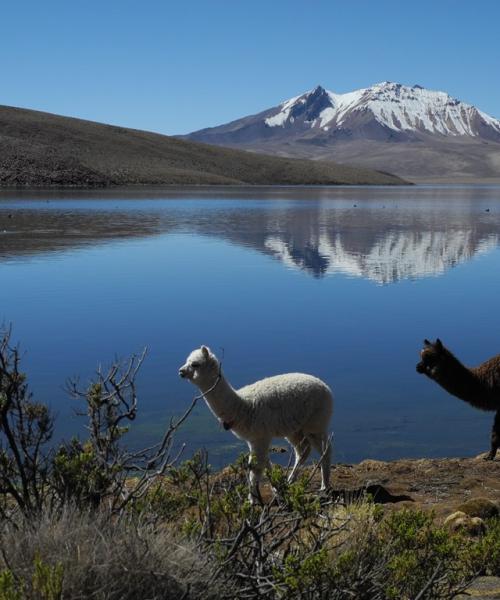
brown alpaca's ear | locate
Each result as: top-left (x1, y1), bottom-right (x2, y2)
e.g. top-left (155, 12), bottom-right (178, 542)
top-left (435, 338), bottom-right (443, 351)
top-left (201, 345), bottom-right (210, 359)
top-left (424, 339), bottom-right (431, 347)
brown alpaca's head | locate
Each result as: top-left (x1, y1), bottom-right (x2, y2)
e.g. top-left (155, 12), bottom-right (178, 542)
top-left (416, 338), bottom-right (445, 380)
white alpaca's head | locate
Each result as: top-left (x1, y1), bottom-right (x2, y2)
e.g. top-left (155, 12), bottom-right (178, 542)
top-left (179, 345), bottom-right (219, 384)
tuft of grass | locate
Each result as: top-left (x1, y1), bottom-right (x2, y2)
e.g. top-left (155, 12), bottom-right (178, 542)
top-left (0, 506), bottom-right (222, 600)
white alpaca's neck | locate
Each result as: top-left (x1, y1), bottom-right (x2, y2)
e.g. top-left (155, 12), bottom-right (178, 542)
top-left (198, 371), bottom-right (246, 425)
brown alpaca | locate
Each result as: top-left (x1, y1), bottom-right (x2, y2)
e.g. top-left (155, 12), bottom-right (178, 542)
top-left (416, 339), bottom-right (500, 460)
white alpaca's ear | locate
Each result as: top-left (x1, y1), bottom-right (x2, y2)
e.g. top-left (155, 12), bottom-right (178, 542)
top-left (201, 345), bottom-right (210, 358)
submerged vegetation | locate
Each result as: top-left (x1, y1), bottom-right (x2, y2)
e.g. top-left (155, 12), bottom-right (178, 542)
top-left (1, 327), bottom-right (500, 599)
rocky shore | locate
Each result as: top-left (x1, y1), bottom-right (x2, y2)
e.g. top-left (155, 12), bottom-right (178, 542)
top-left (330, 454), bottom-right (500, 519)
top-left (331, 455), bottom-right (500, 599)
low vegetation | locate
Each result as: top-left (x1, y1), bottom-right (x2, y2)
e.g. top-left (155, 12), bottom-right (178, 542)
top-left (1, 327), bottom-right (500, 599)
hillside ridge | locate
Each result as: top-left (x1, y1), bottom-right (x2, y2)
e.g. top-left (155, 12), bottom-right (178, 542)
top-left (0, 104), bottom-right (406, 187)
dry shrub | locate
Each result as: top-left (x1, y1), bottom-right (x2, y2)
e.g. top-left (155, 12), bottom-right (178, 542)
top-left (0, 506), bottom-right (222, 600)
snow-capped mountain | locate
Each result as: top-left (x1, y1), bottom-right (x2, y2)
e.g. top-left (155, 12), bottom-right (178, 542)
top-left (188, 82), bottom-right (500, 143)
top-left (184, 82), bottom-right (500, 180)
top-left (263, 82), bottom-right (500, 140)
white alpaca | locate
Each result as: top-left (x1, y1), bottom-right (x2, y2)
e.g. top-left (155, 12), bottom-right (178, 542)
top-left (179, 346), bottom-right (333, 501)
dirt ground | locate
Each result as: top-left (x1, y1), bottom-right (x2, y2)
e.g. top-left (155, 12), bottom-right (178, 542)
top-left (324, 453), bottom-right (500, 521)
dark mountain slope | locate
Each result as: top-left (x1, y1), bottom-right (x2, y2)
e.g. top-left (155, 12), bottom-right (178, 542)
top-left (0, 105), bottom-right (406, 187)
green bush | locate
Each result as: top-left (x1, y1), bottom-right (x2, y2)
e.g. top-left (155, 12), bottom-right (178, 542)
top-left (465, 516), bottom-right (500, 576)
top-left (381, 509), bottom-right (464, 598)
top-left (32, 555), bottom-right (63, 600)
top-left (51, 439), bottom-right (113, 508)
top-left (0, 570), bottom-right (23, 600)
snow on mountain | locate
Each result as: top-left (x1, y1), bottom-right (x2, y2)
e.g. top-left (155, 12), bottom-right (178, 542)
top-left (263, 82), bottom-right (500, 138)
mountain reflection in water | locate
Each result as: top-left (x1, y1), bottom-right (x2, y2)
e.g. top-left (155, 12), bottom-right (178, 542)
top-left (264, 230), bottom-right (498, 282)
top-left (1, 186), bottom-right (500, 284)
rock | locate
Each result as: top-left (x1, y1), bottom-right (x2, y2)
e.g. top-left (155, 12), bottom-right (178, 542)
top-left (444, 511), bottom-right (485, 536)
top-left (456, 498), bottom-right (499, 519)
top-left (364, 484), bottom-right (414, 504)
top-left (455, 576), bottom-right (500, 599)
top-left (470, 517), bottom-right (487, 536)
top-left (358, 459), bottom-right (386, 470)
top-left (475, 451), bottom-right (494, 460)
top-left (444, 511), bottom-right (468, 527)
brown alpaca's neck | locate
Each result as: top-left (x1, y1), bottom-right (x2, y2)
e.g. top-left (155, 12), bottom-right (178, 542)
top-left (434, 350), bottom-right (494, 411)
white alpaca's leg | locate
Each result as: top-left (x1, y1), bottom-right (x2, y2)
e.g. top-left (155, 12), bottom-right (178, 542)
top-left (247, 440), bottom-right (270, 503)
top-left (308, 432), bottom-right (331, 491)
top-left (286, 431), bottom-right (312, 484)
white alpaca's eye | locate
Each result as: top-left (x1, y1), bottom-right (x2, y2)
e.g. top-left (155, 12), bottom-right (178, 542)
top-left (191, 362), bottom-right (200, 368)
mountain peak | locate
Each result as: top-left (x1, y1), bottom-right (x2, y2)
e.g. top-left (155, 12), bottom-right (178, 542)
top-left (264, 84), bottom-right (333, 128)
top-left (310, 85), bottom-right (327, 95)
top-left (261, 82), bottom-right (500, 138)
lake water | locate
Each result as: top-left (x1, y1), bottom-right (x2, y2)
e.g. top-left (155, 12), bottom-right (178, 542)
top-left (1, 185), bottom-right (500, 466)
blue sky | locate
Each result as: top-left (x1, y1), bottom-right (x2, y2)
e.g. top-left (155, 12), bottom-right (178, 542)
top-left (2, 0), bottom-right (499, 135)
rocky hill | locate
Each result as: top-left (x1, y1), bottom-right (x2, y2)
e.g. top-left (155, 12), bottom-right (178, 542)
top-left (0, 105), bottom-right (406, 187)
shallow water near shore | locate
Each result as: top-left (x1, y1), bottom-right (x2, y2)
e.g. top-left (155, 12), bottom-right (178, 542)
top-left (1, 185), bottom-right (500, 466)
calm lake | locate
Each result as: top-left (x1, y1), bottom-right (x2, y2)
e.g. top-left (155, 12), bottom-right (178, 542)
top-left (1, 185), bottom-right (500, 466)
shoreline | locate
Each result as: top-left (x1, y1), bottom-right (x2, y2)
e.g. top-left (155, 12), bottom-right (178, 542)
top-left (0, 181), bottom-right (414, 192)
top-left (314, 454), bottom-right (500, 519)
top-left (2, 180), bottom-right (500, 194)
